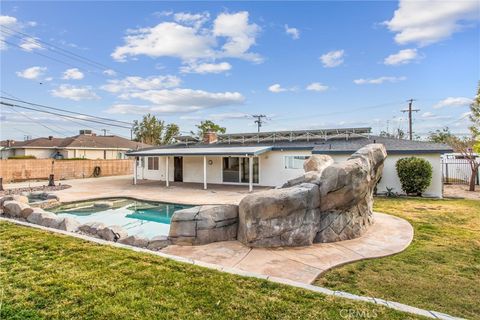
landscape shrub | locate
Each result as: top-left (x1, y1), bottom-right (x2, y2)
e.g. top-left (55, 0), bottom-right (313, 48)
top-left (396, 157), bottom-right (432, 196)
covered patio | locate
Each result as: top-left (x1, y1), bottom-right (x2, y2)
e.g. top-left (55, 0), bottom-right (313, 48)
top-left (129, 146), bottom-right (272, 192)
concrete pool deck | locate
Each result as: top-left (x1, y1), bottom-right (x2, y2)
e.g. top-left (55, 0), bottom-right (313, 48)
top-left (4, 175), bottom-right (270, 205)
top-left (4, 176), bottom-right (414, 284)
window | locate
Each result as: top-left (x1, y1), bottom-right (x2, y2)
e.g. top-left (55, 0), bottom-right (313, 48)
top-left (147, 157), bottom-right (159, 170)
top-left (284, 156), bottom-right (309, 169)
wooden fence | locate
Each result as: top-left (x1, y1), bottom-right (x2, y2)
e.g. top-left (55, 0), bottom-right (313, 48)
top-left (0, 159), bottom-right (133, 182)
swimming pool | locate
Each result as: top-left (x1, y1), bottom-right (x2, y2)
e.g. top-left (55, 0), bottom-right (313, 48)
top-left (49, 198), bottom-right (191, 238)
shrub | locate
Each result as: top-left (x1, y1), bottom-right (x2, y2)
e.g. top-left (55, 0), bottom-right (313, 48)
top-left (396, 157), bottom-right (432, 196)
top-left (8, 155), bottom-right (36, 159)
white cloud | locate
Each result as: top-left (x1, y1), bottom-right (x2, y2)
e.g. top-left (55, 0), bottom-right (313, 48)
top-left (0, 15), bottom-right (17, 25)
top-left (180, 62), bottom-right (232, 74)
top-left (103, 69), bottom-right (117, 76)
top-left (16, 66), bottom-right (47, 80)
top-left (62, 68), bottom-right (84, 80)
top-left (284, 24), bottom-right (300, 39)
top-left (213, 11), bottom-right (262, 62)
top-left (173, 11), bottom-right (210, 29)
top-left (51, 84), bottom-right (99, 101)
top-left (111, 22), bottom-right (215, 62)
top-left (112, 11), bottom-right (261, 63)
top-left (353, 76), bottom-right (406, 85)
top-left (127, 89), bottom-right (244, 108)
top-left (101, 75), bottom-right (181, 94)
top-left (384, 48), bottom-right (419, 65)
top-left (306, 82), bottom-right (328, 92)
top-left (319, 50), bottom-right (344, 68)
top-left (180, 112), bottom-right (248, 121)
top-left (384, 0), bottom-right (479, 46)
top-left (420, 111), bottom-right (452, 120)
top-left (0, 15), bottom-right (18, 50)
top-left (19, 37), bottom-right (43, 51)
top-left (433, 97), bottom-right (473, 109)
top-left (106, 89), bottom-right (244, 114)
top-left (268, 84), bottom-right (288, 93)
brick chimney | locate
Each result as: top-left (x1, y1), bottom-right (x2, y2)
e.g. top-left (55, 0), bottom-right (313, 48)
top-left (48, 136), bottom-right (53, 140)
top-left (203, 131), bottom-right (218, 144)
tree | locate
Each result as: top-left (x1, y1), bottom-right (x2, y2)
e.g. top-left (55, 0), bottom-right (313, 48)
top-left (132, 114), bottom-right (179, 145)
top-left (427, 127), bottom-right (453, 144)
top-left (195, 120), bottom-right (226, 138)
top-left (446, 83), bottom-right (480, 191)
top-left (379, 128), bottom-right (405, 139)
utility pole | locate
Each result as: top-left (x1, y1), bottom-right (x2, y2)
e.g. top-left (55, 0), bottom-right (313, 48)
top-left (252, 114), bottom-right (267, 133)
top-left (401, 99), bottom-right (419, 140)
top-left (101, 129), bottom-right (109, 136)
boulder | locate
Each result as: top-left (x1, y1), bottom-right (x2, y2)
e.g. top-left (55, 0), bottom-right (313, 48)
top-left (97, 225), bottom-right (128, 242)
top-left (238, 183), bottom-right (321, 247)
top-left (46, 194), bottom-right (60, 201)
top-left (26, 209), bottom-right (61, 228)
top-left (119, 235), bottom-right (150, 248)
top-left (169, 205), bottom-right (239, 245)
top-left (237, 143), bottom-right (387, 247)
top-left (3, 200), bottom-right (34, 219)
top-left (146, 235), bottom-right (170, 250)
top-left (57, 217), bottom-right (81, 232)
top-left (0, 196), bottom-right (14, 209)
top-left (303, 154), bottom-right (334, 173)
top-left (12, 195), bottom-right (29, 204)
top-left (78, 222), bottom-right (107, 236)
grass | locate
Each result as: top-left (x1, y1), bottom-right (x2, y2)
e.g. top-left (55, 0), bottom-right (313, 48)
top-left (315, 197), bottom-right (480, 319)
top-left (0, 222), bottom-right (422, 320)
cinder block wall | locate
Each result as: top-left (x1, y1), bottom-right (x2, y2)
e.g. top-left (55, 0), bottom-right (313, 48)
top-left (0, 159), bottom-right (133, 182)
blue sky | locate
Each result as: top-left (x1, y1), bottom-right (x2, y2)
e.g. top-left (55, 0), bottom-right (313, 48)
top-left (1, 1), bottom-right (479, 140)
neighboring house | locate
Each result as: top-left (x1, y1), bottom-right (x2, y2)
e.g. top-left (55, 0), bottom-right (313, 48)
top-left (1, 130), bottom-right (150, 159)
top-left (127, 127), bottom-right (452, 198)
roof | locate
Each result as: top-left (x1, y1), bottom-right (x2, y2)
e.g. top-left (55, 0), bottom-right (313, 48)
top-left (128, 146), bottom-right (272, 156)
top-left (128, 134), bottom-right (452, 156)
top-left (8, 135), bottom-right (150, 150)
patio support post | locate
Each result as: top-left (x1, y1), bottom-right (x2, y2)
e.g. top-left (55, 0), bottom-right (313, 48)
top-left (249, 156), bottom-right (253, 192)
top-left (165, 156), bottom-right (169, 187)
top-left (133, 157), bottom-right (137, 185)
top-left (203, 156), bottom-right (207, 190)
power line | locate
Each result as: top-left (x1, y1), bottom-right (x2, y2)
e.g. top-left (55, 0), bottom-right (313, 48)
top-left (401, 99), bottom-right (420, 140)
top-left (0, 95), bottom-right (132, 125)
top-left (0, 101), bottom-right (132, 129)
top-left (6, 106), bottom-right (73, 137)
top-left (1, 26), bottom-right (129, 77)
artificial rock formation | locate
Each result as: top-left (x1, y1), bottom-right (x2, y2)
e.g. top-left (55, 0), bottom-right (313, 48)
top-left (169, 205), bottom-right (238, 245)
top-left (238, 144), bottom-right (387, 247)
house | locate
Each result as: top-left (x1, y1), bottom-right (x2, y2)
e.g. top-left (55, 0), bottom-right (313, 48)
top-left (127, 127), bottom-right (453, 198)
top-left (1, 130), bottom-right (150, 159)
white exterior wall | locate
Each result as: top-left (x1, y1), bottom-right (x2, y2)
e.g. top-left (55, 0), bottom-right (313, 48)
top-left (258, 150), bottom-right (312, 186)
top-left (18, 148), bottom-right (56, 158)
top-left (134, 150), bottom-right (444, 197)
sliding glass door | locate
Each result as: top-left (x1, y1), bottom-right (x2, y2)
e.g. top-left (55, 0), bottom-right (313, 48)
top-left (222, 157), bottom-right (259, 183)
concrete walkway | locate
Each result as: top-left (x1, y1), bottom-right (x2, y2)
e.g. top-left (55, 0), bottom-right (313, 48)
top-left (162, 212), bottom-right (413, 283)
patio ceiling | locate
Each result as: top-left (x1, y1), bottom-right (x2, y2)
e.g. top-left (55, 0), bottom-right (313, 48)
top-left (127, 146), bottom-right (273, 157)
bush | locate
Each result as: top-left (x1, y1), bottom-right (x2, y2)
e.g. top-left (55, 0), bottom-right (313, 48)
top-left (8, 155), bottom-right (36, 159)
top-left (396, 157), bottom-right (432, 196)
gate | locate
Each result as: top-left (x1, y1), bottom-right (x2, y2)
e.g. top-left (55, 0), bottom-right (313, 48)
top-left (442, 158), bottom-right (479, 185)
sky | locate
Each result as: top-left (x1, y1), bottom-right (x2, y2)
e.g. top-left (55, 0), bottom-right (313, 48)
top-left (0, 0), bottom-right (479, 141)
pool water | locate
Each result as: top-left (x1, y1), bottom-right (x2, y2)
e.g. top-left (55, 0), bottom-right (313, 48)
top-left (49, 198), bottom-right (191, 238)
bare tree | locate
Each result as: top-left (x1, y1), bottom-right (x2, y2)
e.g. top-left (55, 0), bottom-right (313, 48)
top-left (448, 137), bottom-right (479, 191)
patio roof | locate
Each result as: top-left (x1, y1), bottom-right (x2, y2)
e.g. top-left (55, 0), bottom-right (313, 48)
top-left (127, 145), bottom-right (273, 157)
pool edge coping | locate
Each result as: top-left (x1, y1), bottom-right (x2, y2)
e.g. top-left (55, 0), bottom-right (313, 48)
top-left (0, 216), bottom-right (464, 320)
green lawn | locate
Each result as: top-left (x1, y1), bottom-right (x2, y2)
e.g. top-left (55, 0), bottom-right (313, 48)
top-left (315, 197), bottom-right (480, 320)
top-left (0, 222), bottom-right (421, 320)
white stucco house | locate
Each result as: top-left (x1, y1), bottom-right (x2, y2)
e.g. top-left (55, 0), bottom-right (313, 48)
top-left (127, 127), bottom-right (452, 198)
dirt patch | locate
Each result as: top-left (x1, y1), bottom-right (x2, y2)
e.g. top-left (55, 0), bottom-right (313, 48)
top-left (444, 184), bottom-right (480, 200)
